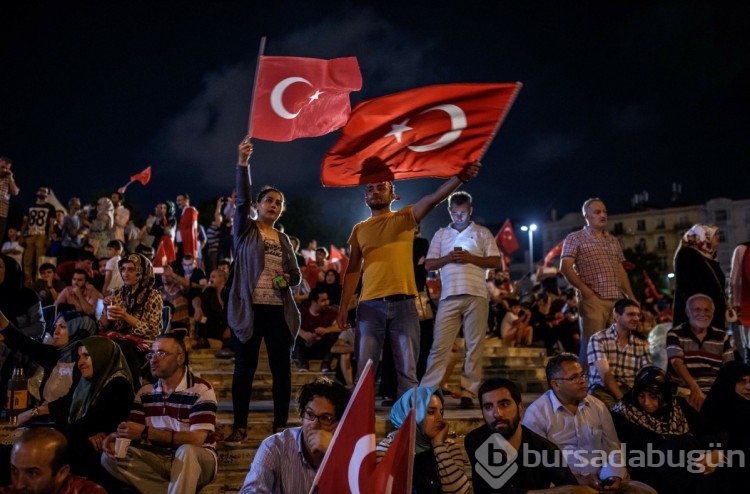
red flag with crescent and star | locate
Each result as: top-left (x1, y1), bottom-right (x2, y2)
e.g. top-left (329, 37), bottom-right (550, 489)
top-left (250, 56), bottom-right (362, 142)
top-left (321, 82), bottom-right (522, 186)
top-left (495, 218), bottom-right (520, 256)
top-left (130, 166), bottom-right (152, 186)
top-left (311, 360), bottom-right (377, 493)
top-left (373, 406), bottom-right (415, 492)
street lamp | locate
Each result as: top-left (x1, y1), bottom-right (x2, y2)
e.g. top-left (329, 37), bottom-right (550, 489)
top-left (521, 224), bottom-right (537, 275)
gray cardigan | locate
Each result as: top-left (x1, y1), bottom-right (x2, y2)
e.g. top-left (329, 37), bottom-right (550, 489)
top-left (227, 165), bottom-right (301, 343)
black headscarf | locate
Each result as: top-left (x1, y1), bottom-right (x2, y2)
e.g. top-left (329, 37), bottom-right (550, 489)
top-left (702, 360), bottom-right (750, 424)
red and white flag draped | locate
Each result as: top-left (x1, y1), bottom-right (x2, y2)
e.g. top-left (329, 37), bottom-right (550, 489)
top-left (249, 56), bottom-right (362, 142)
top-left (311, 360), bottom-right (415, 493)
top-left (321, 82), bottom-right (521, 186)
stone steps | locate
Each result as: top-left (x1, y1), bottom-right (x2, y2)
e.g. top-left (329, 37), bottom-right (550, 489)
top-left (198, 338), bottom-right (550, 491)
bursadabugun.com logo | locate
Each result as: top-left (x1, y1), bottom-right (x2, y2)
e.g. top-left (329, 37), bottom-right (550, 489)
top-left (476, 434), bottom-right (745, 488)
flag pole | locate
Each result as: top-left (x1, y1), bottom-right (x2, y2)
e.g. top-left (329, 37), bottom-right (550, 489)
top-left (246, 36), bottom-right (267, 136)
top-left (118, 180), bottom-right (134, 194)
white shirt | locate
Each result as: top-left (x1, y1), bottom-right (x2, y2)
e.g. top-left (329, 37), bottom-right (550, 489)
top-left (427, 222), bottom-right (500, 300)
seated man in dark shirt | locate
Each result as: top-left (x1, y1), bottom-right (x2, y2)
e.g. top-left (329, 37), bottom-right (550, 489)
top-left (295, 287), bottom-right (340, 372)
top-left (465, 378), bottom-right (593, 494)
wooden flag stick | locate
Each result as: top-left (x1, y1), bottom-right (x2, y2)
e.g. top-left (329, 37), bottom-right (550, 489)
top-left (246, 36), bottom-right (267, 136)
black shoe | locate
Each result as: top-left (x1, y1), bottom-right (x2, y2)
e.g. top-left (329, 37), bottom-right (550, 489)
top-left (460, 397), bottom-right (474, 409)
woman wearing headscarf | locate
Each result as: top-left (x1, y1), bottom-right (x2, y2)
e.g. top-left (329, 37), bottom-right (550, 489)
top-left (612, 366), bottom-right (728, 493)
top-left (702, 360), bottom-right (750, 491)
top-left (0, 311), bottom-right (97, 414)
top-left (318, 268), bottom-right (343, 307)
top-left (100, 252), bottom-right (163, 383)
top-left (673, 224), bottom-right (726, 328)
top-left (376, 386), bottom-right (471, 494)
top-left (224, 137), bottom-right (301, 446)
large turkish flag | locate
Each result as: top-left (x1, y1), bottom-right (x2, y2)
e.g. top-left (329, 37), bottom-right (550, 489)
top-left (321, 82), bottom-right (521, 186)
top-left (250, 56), bottom-right (362, 142)
top-left (311, 360), bottom-right (377, 493)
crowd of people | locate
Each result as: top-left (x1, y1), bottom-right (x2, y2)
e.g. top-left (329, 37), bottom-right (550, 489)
top-left (2, 144), bottom-right (750, 494)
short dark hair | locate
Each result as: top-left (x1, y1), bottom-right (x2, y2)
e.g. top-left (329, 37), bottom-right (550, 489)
top-left (77, 251), bottom-right (96, 262)
top-left (178, 193), bottom-right (190, 201)
top-left (448, 191), bottom-right (472, 207)
top-left (107, 240), bottom-right (124, 251)
top-left (16, 428), bottom-right (68, 474)
top-left (72, 268), bottom-right (90, 281)
top-left (297, 377), bottom-right (352, 420)
top-left (156, 333), bottom-right (189, 365)
top-left (111, 191), bottom-right (124, 202)
top-left (0, 156), bottom-right (12, 164)
top-left (38, 262), bottom-right (56, 273)
top-left (315, 246), bottom-right (329, 258)
top-left (218, 258), bottom-right (232, 268)
top-left (478, 378), bottom-right (522, 407)
top-left (614, 298), bottom-right (639, 315)
top-left (309, 286), bottom-right (327, 303)
top-left (507, 298), bottom-right (521, 308)
top-left (545, 353), bottom-right (580, 386)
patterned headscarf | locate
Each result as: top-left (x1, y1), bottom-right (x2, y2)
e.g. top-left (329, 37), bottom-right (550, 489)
top-left (679, 223), bottom-right (719, 259)
top-left (612, 366), bottom-right (689, 436)
top-left (53, 311), bottom-right (98, 363)
top-left (113, 253), bottom-right (155, 334)
top-left (390, 386), bottom-right (444, 454)
top-left (68, 335), bottom-right (133, 423)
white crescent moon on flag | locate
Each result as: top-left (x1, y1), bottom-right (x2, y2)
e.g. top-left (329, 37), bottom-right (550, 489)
top-left (270, 77), bottom-right (312, 119)
top-left (348, 434), bottom-right (376, 493)
top-left (407, 104), bottom-right (467, 153)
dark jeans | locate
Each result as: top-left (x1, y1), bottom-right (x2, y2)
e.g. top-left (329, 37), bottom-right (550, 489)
top-left (231, 304), bottom-right (292, 430)
top-left (295, 333), bottom-right (338, 367)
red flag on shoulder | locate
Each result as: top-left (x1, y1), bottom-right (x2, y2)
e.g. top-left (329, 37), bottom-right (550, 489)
top-left (311, 360), bottom-right (377, 493)
top-left (322, 82), bottom-right (522, 186)
top-left (250, 56), bottom-right (362, 142)
top-left (372, 407), bottom-right (416, 492)
top-left (130, 166), bottom-right (152, 186)
top-left (496, 219), bottom-right (519, 255)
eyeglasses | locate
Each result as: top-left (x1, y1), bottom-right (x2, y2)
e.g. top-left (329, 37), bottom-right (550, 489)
top-left (552, 373), bottom-right (588, 383)
top-left (301, 408), bottom-right (338, 427)
top-left (146, 350), bottom-right (183, 360)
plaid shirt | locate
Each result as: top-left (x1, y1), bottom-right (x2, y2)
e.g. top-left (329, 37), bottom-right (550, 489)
top-left (0, 177), bottom-right (10, 217)
top-left (587, 325), bottom-right (652, 392)
top-left (666, 323), bottom-right (734, 392)
top-left (562, 226), bottom-right (626, 300)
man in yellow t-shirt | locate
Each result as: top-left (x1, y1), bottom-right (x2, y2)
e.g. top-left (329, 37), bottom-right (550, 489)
top-left (336, 163), bottom-right (480, 399)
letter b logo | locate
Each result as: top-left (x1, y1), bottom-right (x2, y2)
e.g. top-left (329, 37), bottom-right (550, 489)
top-left (474, 433), bottom-right (519, 488)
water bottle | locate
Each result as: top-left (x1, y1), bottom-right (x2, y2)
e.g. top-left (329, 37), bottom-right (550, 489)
top-left (6, 364), bottom-right (29, 425)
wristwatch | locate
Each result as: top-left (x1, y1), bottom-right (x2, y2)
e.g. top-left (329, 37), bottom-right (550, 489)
top-left (141, 425), bottom-right (150, 442)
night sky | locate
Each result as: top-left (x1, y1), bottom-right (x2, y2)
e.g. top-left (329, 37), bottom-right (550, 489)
top-left (2, 1), bottom-right (748, 248)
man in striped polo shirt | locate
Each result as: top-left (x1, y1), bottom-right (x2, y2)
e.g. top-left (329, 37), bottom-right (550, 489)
top-left (102, 334), bottom-right (218, 492)
top-left (666, 293), bottom-right (735, 410)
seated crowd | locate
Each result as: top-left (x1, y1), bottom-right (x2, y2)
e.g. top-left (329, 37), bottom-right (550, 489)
top-left (1, 171), bottom-right (747, 493)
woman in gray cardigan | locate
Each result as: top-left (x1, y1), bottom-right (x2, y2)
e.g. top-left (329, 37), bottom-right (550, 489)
top-left (225, 136), bottom-right (301, 446)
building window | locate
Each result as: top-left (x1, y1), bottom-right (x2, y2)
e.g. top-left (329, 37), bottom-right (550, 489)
top-left (636, 220), bottom-right (646, 231)
top-left (613, 222), bottom-right (623, 235)
top-left (657, 236), bottom-right (666, 250)
top-left (638, 238), bottom-right (647, 251)
top-left (715, 210), bottom-right (728, 224)
top-left (655, 218), bottom-right (665, 230)
top-left (659, 256), bottom-right (668, 270)
top-left (719, 231), bottom-right (727, 242)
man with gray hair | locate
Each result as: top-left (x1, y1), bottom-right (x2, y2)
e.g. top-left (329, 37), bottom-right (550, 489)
top-left (666, 293), bottom-right (735, 410)
top-left (560, 198), bottom-right (636, 369)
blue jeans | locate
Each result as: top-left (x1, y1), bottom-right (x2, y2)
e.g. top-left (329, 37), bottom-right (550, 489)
top-left (356, 298), bottom-right (419, 398)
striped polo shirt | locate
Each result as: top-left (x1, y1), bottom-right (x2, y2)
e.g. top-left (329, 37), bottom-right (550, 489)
top-left (666, 323), bottom-right (734, 392)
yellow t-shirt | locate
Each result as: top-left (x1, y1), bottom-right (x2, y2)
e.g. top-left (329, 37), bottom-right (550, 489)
top-left (350, 206), bottom-right (418, 301)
